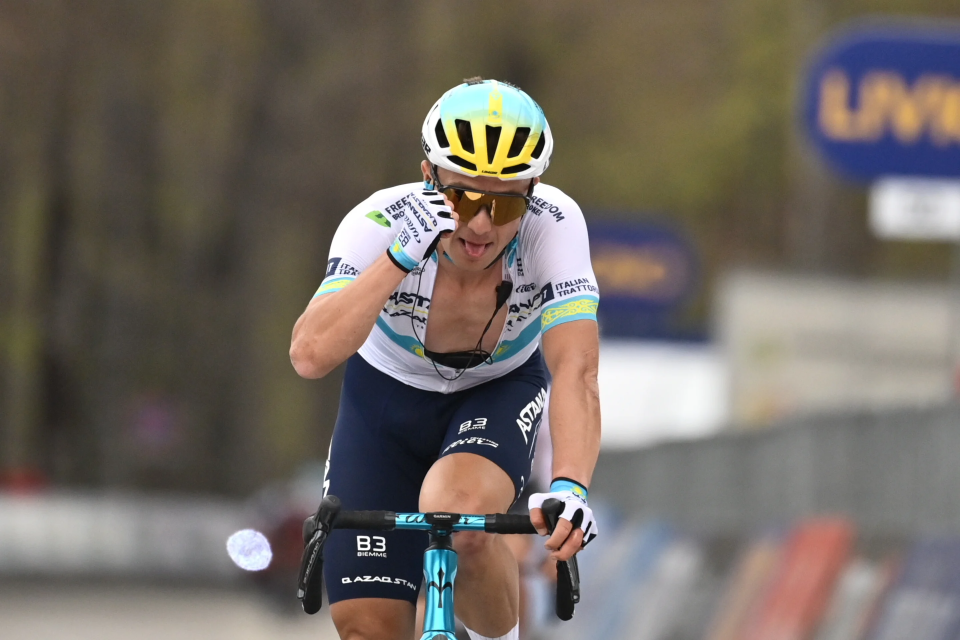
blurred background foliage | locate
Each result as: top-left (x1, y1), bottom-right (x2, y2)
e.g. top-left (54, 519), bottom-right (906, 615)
top-left (1, 0), bottom-right (958, 495)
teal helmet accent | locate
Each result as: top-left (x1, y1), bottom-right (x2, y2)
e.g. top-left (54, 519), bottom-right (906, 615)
top-left (421, 79), bottom-right (553, 181)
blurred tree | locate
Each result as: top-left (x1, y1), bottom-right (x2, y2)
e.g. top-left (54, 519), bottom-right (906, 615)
top-left (0, 0), bottom-right (957, 494)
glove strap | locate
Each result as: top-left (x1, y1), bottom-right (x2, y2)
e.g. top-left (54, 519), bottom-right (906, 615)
top-left (386, 240), bottom-right (418, 273)
top-left (550, 477), bottom-right (588, 500)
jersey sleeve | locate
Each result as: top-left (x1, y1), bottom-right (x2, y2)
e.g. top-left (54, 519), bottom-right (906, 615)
top-left (312, 187), bottom-right (411, 298)
top-left (524, 186), bottom-right (600, 333)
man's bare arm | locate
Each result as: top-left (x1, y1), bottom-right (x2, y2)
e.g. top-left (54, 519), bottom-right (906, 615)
top-left (542, 319), bottom-right (601, 484)
top-left (290, 253), bottom-right (406, 379)
top-left (532, 319), bottom-right (601, 559)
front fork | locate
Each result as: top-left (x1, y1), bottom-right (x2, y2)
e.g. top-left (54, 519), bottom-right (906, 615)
top-left (420, 532), bottom-right (458, 640)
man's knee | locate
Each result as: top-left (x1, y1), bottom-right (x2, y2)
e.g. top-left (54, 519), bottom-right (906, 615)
top-left (453, 529), bottom-right (497, 560)
top-left (333, 612), bottom-right (408, 640)
top-left (331, 598), bottom-right (415, 640)
top-left (421, 484), bottom-right (480, 514)
top-left (420, 453), bottom-right (515, 515)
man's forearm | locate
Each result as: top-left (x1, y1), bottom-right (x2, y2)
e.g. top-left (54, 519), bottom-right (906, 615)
top-left (548, 359), bottom-right (601, 487)
top-left (290, 253), bottom-right (406, 378)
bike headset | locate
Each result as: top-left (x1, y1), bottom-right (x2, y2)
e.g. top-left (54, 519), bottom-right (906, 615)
top-left (409, 77), bottom-right (553, 380)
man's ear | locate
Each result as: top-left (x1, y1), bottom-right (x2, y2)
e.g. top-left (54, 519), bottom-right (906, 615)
top-left (421, 160), bottom-right (432, 183)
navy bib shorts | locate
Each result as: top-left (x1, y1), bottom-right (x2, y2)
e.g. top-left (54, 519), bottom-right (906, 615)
top-left (322, 351), bottom-right (547, 604)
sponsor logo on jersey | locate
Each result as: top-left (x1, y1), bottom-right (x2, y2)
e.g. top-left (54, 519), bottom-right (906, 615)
top-left (516, 283), bottom-right (536, 293)
top-left (528, 196), bottom-right (565, 222)
top-left (443, 437), bottom-right (499, 454)
top-left (508, 283), bottom-right (554, 315)
top-left (342, 575), bottom-right (416, 591)
top-left (326, 257), bottom-right (360, 278)
top-left (504, 282), bottom-right (556, 330)
top-left (540, 282), bottom-right (555, 305)
top-left (516, 388), bottom-right (547, 444)
top-left (366, 210), bottom-right (392, 228)
top-left (383, 291), bottom-right (430, 324)
top-left (384, 196), bottom-right (412, 220)
top-left (325, 257), bottom-right (341, 277)
top-left (555, 278), bottom-right (598, 297)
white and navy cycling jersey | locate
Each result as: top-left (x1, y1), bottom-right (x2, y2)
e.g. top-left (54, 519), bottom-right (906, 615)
top-left (314, 182), bottom-right (599, 393)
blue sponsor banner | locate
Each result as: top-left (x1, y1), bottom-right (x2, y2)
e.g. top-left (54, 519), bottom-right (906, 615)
top-left (588, 219), bottom-right (698, 339)
top-left (866, 537), bottom-right (960, 640)
top-left (802, 23), bottom-right (960, 182)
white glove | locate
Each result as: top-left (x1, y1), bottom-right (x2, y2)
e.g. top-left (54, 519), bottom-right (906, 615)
top-left (385, 189), bottom-right (456, 272)
top-left (528, 479), bottom-right (598, 547)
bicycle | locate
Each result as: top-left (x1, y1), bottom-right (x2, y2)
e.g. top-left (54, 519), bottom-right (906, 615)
top-left (298, 494), bottom-right (581, 640)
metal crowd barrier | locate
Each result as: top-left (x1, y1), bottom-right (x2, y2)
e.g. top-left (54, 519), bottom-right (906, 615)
top-left (592, 402), bottom-right (960, 536)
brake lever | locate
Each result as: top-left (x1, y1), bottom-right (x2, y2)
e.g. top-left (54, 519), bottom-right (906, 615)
top-left (297, 495), bottom-right (341, 614)
top-left (540, 498), bottom-right (581, 621)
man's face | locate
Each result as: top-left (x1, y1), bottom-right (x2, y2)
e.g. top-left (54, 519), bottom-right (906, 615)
top-left (425, 162), bottom-right (535, 272)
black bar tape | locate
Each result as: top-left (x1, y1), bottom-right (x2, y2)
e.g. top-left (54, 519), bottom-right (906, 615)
top-left (484, 514), bottom-right (537, 534)
top-left (333, 510), bottom-right (397, 531)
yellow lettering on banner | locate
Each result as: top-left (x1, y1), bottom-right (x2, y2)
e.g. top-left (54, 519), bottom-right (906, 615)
top-left (934, 86), bottom-right (960, 145)
top-left (818, 68), bottom-right (960, 146)
top-left (819, 70), bottom-right (860, 141)
top-left (592, 250), bottom-right (669, 295)
top-left (888, 74), bottom-right (944, 143)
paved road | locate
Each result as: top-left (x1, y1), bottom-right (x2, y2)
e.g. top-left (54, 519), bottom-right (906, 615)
top-left (0, 582), bottom-right (339, 640)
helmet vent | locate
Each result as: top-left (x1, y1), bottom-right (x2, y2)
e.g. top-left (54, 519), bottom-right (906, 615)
top-left (507, 128), bottom-right (530, 158)
top-left (485, 126), bottom-right (502, 164)
top-left (531, 133), bottom-right (546, 159)
top-left (435, 120), bottom-right (449, 148)
top-left (502, 163), bottom-right (531, 175)
top-left (448, 155), bottom-right (478, 172)
top-left (455, 120), bottom-right (475, 153)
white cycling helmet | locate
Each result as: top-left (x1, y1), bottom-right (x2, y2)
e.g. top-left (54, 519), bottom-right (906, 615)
top-left (421, 78), bottom-right (553, 181)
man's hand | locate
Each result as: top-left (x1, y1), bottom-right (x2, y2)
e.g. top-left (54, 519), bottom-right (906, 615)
top-left (528, 479), bottom-right (598, 561)
top-left (385, 189), bottom-right (456, 272)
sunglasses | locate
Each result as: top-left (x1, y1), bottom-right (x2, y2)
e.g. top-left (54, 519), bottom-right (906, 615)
top-left (431, 166), bottom-right (533, 226)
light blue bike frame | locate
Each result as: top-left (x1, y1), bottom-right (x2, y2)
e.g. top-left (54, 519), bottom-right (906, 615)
top-left (395, 513), bottom-right (487, 640)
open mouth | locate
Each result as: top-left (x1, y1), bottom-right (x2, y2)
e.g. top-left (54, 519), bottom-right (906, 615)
top-left (460, 238), bottom-right (491, 259)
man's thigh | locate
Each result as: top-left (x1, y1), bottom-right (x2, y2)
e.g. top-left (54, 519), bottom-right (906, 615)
top-left (323, 356), bottom-right (447, 605)
top-left (434, 363), bottom-right (548, 506)
top-left (322, 433), bottom-right (428, 605)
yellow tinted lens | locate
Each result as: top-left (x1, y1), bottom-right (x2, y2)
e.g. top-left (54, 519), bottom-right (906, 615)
top-left (445, 188), bottom-right (481, 222)
top-left (441, 187), bottom-right (461, 207)
top-left (442, 188), bottom-right (527, 226)
top-left (490, 195), bottom-right (527, 225)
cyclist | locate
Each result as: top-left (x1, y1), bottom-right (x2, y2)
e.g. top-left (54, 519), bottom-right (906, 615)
top-left (290, 77), bottom-right (600, 640)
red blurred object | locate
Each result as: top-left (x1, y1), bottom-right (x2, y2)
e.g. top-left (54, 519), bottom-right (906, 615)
top-left (742, 517), bottom-right (855, 640)
top-left (0, 468), bottom-right (48, 493)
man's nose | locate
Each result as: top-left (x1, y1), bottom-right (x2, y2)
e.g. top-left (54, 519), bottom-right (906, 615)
top-left (467, 205), bottom-right (493, 234)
